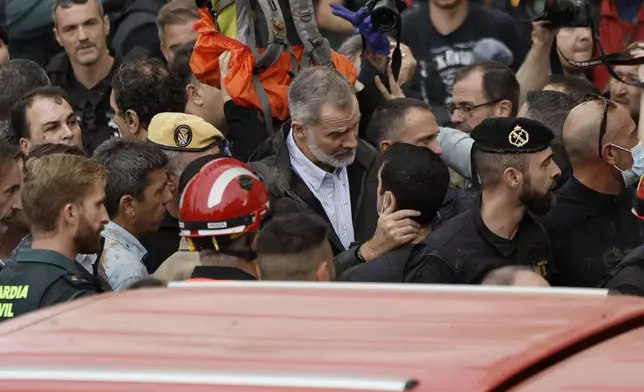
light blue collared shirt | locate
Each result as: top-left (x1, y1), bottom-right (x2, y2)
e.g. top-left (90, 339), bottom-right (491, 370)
top-left (438, 126), bottom-right (474, 180)
top-left (286, 130), bottom-right (354, 249)
top-left (100, 221), bottom-right (148, 291)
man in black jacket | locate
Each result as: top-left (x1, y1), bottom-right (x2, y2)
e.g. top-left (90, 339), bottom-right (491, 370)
top-left (404, 117), bottom-right (560, 284)
top-left (339, 143), bottom-right (449, 281)
top-left (601, 176), bottom-right (644, 296)
top-left (365, 97), bottom-right (472, 229)
top-left (250, 67), bottom-right (380, 256)
top-left (0, 153), bottom-right (107, 321)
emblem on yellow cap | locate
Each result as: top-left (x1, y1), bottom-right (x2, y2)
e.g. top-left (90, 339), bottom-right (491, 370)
top-left (508, 125), bottom-right (529, 148)
top-left (174, 125), bottom-right (193, 148)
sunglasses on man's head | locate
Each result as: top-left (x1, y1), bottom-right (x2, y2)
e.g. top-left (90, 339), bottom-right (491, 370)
top-left (583, 93), bottom-right (618, 158)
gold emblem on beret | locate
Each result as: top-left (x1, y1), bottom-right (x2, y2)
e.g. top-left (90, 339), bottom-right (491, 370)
top-left (508, 125), bottom-right (529, 148)
top-left (174, 125), bottom-right (193, 148)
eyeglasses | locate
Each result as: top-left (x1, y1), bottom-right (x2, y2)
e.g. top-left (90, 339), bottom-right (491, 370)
top-left (447, 99), bottom-right (502, 118)
top-left (584, 93), bottom-right (618, 158)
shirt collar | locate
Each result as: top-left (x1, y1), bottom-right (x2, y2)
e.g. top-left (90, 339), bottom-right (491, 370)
top-left (102, 221), bottom-right (148, 260)
top-left (286, 129), bottom-right (343, 191)
top-left (471, 193), bottom-right (544, 257)
top-left (16, 248), bottom-right (79, 275)
top-left (471, 194), bottom-right (516, 257)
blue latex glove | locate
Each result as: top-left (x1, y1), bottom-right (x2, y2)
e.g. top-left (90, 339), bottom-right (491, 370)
top-left (330, 3), bottom-right (390, 55)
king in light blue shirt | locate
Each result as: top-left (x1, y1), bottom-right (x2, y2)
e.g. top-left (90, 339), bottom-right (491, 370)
top-left (286, 131), bottom-right (355, 249)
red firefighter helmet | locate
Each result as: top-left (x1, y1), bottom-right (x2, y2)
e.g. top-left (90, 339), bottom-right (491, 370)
top-left (179, 157), bottom-right (270, 237)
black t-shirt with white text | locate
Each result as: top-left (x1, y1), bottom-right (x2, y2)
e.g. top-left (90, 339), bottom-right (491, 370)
top-left (400, 3), bottom-right (529, 124)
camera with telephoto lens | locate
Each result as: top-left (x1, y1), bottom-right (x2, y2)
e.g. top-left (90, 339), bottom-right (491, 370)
top-left (520, 0), bottom-right (592, 28)
top-left (364, 0), bottom-right (407, 32)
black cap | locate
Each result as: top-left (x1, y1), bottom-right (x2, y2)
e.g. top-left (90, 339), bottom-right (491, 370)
top-left (471, 117), bottom-right (554, 154)
top-left (0, 24), bottom-right (9, 46)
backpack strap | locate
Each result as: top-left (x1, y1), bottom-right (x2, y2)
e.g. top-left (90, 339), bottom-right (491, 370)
top-left (289, 0), bottom-right (333, 68)
top-left (251, 74), bottom-right (276, 136)
top-left (45, 52), bottom-right (71, 90)
top-left (111, 7), bottom-right (157, 60)
top-left (252, 0), bottom-right (289, 73)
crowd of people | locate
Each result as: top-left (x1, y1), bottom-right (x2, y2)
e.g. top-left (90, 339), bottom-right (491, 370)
top-left (0, 0), bottom-right (643, 320)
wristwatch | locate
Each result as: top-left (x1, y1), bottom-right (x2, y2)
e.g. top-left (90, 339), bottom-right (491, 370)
top-left (355, 245), bottom-right (367, 263)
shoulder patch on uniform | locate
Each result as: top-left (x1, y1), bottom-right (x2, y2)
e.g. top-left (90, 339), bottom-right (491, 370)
top-left (61, 274), bottom-right (93, 288)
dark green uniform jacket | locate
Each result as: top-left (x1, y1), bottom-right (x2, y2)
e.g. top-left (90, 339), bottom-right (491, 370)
top-left (0, 249), bottom-right (97, 321)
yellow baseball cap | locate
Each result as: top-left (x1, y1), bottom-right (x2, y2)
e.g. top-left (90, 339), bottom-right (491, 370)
top-left (148, 113), bottom-right (224, 152)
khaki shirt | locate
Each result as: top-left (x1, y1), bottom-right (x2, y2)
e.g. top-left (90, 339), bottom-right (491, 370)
top-left (152, 238), bottom-right (201, 282)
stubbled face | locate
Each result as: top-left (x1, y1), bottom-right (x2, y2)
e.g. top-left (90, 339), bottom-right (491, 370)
top-left (21, 96), bottom-right (83, 153)
top-left (518, 148), bottom-right (561, 215)
top-left (133, 168), bottom-right (173, 235)
top-left (0, 159), bottom-right (26, 233)
top-left (54, 0), bottom-right (109, 66)
top-left (73, 181), bottom-right (109, 255)
top-left (293, 99), bottom-right (361, 169)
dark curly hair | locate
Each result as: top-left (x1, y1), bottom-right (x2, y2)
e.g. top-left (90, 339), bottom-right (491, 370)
top-left (111, 58), bottom-right (186, 129)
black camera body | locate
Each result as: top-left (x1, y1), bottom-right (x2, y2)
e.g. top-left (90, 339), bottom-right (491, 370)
top-left (364, 0), bottom-right (407, 32)
top-left (521, 0), bottom-right (593, 28)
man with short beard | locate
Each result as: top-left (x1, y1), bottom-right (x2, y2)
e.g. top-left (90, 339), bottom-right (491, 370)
top-left (46, 0), bottom-right (119, 154)
top-left (0, 154), bottom-right (108, 321)
top-left (404, 117), bottom-right (561, 284)
top-left (250, 67), bottom-right (380, 255)
top-left (3, 144), bottom-right (105, 289)
top-left (0, 140), bottom-right (26, 268)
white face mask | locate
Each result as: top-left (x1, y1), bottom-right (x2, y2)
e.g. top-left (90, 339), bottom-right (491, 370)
top-left (619, 142), bottom-right (644, 187)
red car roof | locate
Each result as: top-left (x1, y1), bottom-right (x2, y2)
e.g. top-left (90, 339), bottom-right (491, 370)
top-left (512, 323), bottom-right (644, 391)
top-left (0, 283), bottom-right (643, 391)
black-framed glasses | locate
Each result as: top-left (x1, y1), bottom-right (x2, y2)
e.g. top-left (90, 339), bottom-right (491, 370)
top-left (584, 93), bottom-right (618, 158)
top-left (447, 99), bottom-right (502, 118)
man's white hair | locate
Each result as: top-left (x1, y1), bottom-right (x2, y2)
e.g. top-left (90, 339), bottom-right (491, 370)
top-left (164, 150), bottom-right (190, 179)
top-left (288, 67), bottom-right (356, 127)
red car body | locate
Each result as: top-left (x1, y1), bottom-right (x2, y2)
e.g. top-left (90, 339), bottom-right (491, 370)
top-left (0, 282), bottom-right (642, 391)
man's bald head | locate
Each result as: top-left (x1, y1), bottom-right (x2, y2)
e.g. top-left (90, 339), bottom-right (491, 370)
top-left (563, 100), bottom-right (635, 167)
